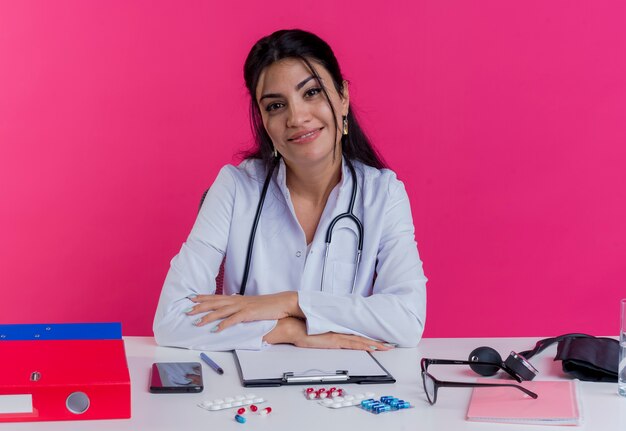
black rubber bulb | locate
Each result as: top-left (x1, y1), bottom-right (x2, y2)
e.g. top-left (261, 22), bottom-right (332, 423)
top-left (468, 346), bottom-right (502, 376)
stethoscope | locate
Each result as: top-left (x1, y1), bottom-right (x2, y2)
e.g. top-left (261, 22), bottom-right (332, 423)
top-left (238, 155), bottom-right (363, 296)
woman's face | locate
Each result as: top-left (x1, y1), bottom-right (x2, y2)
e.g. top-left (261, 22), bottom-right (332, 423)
top-left (255, 58), bottom-right (349, 170)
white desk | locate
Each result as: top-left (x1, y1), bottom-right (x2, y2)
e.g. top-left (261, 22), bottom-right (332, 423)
top-left (2, 337), bottom-right (625, 430)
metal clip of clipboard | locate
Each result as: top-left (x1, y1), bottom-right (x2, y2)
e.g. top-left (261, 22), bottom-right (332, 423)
top-left (282, 370), bottom-right (349, 383)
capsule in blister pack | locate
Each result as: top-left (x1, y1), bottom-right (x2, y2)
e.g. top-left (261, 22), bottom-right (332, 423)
top-left (359, 395), bottom-right (412, 414)
top-left (317, 392), bottom-right (377, 408)
top-left (197, 394), bottom-right (266, 411)
top-left (303, 386), bottom-right (345, 400)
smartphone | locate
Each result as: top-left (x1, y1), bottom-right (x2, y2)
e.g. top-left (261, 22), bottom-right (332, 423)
top-left (149, 362), bottom-right (204, 393)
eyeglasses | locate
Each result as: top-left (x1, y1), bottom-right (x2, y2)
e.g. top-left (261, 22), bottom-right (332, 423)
top-left (420, 358), bottom-right (538, 405)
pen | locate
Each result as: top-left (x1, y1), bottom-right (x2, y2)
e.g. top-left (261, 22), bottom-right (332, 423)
top-left (200, 352), bottom-right (224, 375)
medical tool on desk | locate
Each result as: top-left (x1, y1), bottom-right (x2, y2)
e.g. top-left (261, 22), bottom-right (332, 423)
top-left (467, 333), bottom-right (619, 382)
top-left (238, 155), bottom-right (363, 296)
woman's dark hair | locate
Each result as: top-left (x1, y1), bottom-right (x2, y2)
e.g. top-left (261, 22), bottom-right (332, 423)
top-left (242, 29), bottom-right (386, 169)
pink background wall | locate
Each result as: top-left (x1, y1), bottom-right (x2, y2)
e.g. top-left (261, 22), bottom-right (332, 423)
top-left (1, 1), bottom-right (624, 338)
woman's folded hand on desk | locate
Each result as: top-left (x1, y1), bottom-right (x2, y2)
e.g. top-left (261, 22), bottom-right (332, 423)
top-left (186, 293), bottom-right (395, 351)
top-left (187, 292), bottom-right (305, 332)
top-left (263, 317), bottom-right (394, 352)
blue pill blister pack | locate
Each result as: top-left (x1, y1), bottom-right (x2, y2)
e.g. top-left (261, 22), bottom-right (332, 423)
top-left (358, 396), bottom-right (412, 414)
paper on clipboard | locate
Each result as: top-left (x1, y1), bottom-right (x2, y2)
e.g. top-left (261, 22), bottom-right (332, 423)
top-left (235, 345), bottom-right (389, 381)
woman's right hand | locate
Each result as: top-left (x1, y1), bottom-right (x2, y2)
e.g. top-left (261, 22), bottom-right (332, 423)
top-left (263, 317), bottom-right (393, 352)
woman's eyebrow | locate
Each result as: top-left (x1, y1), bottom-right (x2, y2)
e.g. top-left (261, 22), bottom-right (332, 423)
top-left (295, 75), bottom-right (317, 90)
top-left (259, 76), bottom-right (321, 101)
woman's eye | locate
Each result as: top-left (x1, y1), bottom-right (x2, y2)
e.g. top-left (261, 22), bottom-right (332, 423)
top-left (305, 87), bottom-right (322, 97)
top-left (266, 102), bottom-right (284, 112)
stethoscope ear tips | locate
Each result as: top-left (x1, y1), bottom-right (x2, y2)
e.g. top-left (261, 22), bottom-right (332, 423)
top-left (468, 346), bottom-right (503, 376)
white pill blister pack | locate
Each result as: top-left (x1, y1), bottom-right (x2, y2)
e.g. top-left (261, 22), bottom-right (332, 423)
top-left (318, 392), bottom-right (376, 409)
top-left (197, 394), bottom-right (266, 411)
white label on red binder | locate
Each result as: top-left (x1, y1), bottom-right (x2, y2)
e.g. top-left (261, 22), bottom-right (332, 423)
top-left (0, 395), bottom-right (33, 414)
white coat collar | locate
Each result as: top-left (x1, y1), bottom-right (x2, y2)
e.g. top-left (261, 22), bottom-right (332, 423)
top-left (274, 156), bottom-right (353, 197)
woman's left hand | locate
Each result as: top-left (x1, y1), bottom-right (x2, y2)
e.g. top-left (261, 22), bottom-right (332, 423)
top-left (186, 292), bottom-right (304, 332)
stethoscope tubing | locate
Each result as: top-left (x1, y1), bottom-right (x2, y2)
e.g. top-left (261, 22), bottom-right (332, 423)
top-left (320, 161), bottom-right (362, 293)
top-left (239, 156), bottom-right (362, 296)
top-left (239, 156), bottom-right (280, 295)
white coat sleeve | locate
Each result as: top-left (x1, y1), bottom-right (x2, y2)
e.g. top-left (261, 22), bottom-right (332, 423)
top-left (153, 166), bottom-right (277, 351)
top-left (297, 179), bottom-right (427, 347)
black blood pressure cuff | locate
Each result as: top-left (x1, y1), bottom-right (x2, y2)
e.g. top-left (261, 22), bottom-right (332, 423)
top-left (555, 336), bottom-right (619, 382)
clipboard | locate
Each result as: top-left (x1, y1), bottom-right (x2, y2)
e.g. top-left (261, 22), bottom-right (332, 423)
top-left (233, 345), bottom-right (395, 387)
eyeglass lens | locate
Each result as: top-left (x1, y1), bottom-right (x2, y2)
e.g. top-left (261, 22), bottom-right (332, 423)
top-left (422, 372), bottom-right (436, 404)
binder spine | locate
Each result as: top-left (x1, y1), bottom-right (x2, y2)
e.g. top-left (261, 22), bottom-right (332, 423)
top-left (0, 323), bottom-right (122, 341)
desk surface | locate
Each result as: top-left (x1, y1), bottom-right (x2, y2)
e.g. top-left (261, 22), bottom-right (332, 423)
top-left (3, 336), bottom-right (625, 430)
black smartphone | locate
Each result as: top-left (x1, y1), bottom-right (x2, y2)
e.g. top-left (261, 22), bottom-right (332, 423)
top-left (149, 362), bottom-right (204, 393)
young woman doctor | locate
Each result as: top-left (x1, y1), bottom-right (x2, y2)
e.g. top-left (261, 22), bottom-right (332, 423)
top-left (153, 29), bottom-right (427, 351)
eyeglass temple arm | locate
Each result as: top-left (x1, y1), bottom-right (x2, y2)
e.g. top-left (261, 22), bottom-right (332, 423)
top-left (421, 358), bottom-right (522, 383)
top-left (435, 380), bottom-right (538, 399)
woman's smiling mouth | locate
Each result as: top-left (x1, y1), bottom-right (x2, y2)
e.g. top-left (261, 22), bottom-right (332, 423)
top-left (287, 127), bottom-right (324, 143)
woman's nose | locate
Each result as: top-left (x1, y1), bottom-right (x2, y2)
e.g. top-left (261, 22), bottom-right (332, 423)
top-left (286, 100), bottom-right (310, 127)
